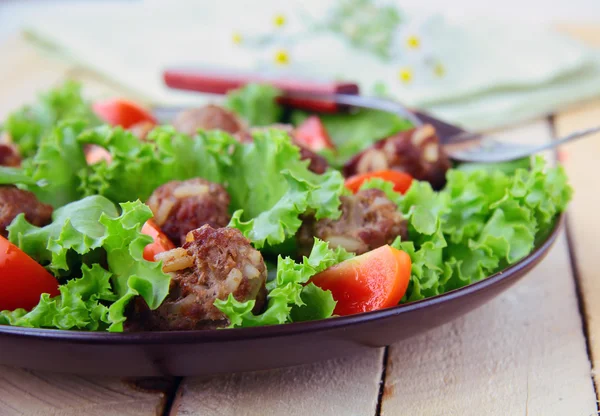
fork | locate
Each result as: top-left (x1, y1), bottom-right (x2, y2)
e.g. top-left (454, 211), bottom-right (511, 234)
top-left (442, 126), bottom-right (600, 163)
top-left (324, 93), bottom-right (600, 163)
top-left (159, 69), bottom-right (600, 164)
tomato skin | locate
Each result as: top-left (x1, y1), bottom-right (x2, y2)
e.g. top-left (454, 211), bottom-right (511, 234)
top-left (0, 236), bottom-right (59, 311)
top-left (141, 219), bottom-right (176, 261)
top-left (92, 99), bottom-right (157, 129)
top-left (345, 170), bottom-right (413, 195)
top-left (294, 116), bottom-right (335, 152)
top-left (309, 245), bottom-right (411, 316)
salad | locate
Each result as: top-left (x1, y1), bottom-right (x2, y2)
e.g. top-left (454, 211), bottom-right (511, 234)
top-left (0, 81), bottom-right (572, 332)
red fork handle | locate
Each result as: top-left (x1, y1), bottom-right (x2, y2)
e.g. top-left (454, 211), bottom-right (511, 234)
top-left (162, 68), bottom-right (359, 113)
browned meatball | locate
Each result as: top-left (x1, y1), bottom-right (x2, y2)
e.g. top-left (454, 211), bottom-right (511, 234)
top-left (125, 225), bottom-right (267, 331)
top-left (0, 186), bottom-right (53, 237)
top-left (172, 104), bottom-right (245, 136)
top-left (343, 124), bottom-right (451, 190)
top-left (0, 144), bottom-right (21, 167)
top-left (297, 146), bottom-right (328, 174)
top-left (147, 178), bottom-right (231, 246)
top-left (297, 188), bottom-right (407, 256)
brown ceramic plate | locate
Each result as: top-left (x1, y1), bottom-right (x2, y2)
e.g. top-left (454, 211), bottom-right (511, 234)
top-left (0, 101), bottom-right (564, 377)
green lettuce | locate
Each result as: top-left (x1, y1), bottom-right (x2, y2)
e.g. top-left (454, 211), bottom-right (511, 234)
top-left (0, 121), bottom-right (90, 208)
top-left (78, 125), bottom-right (227, 204)
top-left (227, 129), bottom-right (345, 247)
top-left (291, 109), bottom-right (413, 167)
top-left (1, 196), bottom-right (171, 332)
top-left (224, 83), bottom-right (282, 126)
top-left (1, 81), bottom-right (99, 158)
top-left (375, 156), bottom-right (571, 301)
top-left (80, 126), bottom-right (344, 248)
top-left (214, 239), bottom-right (353, 327)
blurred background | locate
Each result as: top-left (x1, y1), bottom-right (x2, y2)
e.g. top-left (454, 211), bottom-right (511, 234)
top-left (1, 0), bottom-right (600, 131)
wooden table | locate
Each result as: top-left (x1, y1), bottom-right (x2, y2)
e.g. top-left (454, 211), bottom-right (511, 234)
top-left (1, 26), bottom-right (600, 416)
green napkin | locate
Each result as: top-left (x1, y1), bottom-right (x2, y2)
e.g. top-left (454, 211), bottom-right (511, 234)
top-left (20, 0), bottom-right (600, 131)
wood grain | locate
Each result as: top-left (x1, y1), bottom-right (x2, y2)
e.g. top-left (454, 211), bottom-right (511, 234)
top-left (381, 121), bottom-right (597, 416)
top-left (0, 35), bottom-right (172, 416)
top-left (554, 99), bottom-right (600, 390)
top-left (553, 24), bottom-right (600, 393)
top-left (0, 368), bottom-right (170, 416)
top-left (172, 348), bottom-right (384, 416)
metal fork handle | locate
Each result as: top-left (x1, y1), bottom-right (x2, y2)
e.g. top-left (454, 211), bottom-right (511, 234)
top-left (446, 124), bottom-right (600, 163)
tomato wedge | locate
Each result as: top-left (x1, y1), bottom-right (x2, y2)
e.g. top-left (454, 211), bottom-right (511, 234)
top-left (309, 245), bottom-right (411, 316)
top-left (345, 170), bottom-right (413, 194)
top-left (92, 98), bottom-right (157, 129)
top-left (0, 236), bottom-right (59, 311)
top-left (141, 219), bottom-right (176, 262)
top-left (294, 116), bottom-right (335, 152)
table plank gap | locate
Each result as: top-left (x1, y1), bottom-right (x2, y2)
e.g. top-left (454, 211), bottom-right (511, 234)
top-left (550, 112), bottom-right (600, 405)
top-left (374, 347), bottom-right (389, 416)
top-left (554, 97), bottom-right (600, 399)
top-left (381, 120), bottom-right (597, 416)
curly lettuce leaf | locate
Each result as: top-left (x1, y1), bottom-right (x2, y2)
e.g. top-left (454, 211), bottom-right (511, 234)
top-left (214, 239), bottom-right (353, 327)
top-left (1, 80), bottom-right (99, 158)
top-left (3, 197), bottom-right (171, 332)
top-left (8, 195), bottom-right (118, 274)
top-left (0, 121), bottom-right (90, 208)
top-left (224, 83), bottom-right (282, 126)
top-left (100, 201), bottom-right (171, 331)
top-left (78, 125), bottom-right (228, 204)
top-left (79, 126), bottom-right (344, 248)
top-left (0, 264), bottom-right (115, 331)
top-left (225, 129), bottom-right (345, 247)
top-left (388, 156), bottom-right (571, 302)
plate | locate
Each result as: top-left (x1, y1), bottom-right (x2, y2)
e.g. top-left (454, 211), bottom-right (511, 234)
top-left (0, 104), bottom-right (563, 376)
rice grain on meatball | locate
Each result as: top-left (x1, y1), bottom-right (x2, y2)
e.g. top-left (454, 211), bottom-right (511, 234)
top-left (125, 225), bottom-right (267, 331)
top-left (297, 188), bottom-right (408, 256)
top-left (344, 124), bottom-right (451, 189)
top-left (146, 178), bottom-right (231, 246)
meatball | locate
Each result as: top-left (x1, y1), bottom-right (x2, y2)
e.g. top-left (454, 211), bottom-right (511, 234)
top-left (125, 225), bottom-right (267, 331)
top-left (343, 124), bottom-right (451, 190)
top-left (0, 186), bottom-right (53, 237)
top-left (172, 104), bottom-right (245, 136)
top-left (298, 146), bottom-right (328, 174)
top-left (0, 144), bottom-right (21, 167)
top-left (297, 188), bottom-right (407, 256)
top-left (147, 178), bottom-right (231, 246)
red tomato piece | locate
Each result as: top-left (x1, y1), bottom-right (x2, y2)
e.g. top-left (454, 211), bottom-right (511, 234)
top-left (345, 170), bottom-right (413, 194)
top-left (141, 219), bottom-right (176, 262)
top-left (294, 116), bottom-right (335, 152)
top-left (309, 245), bottom-right (411, 316)
top-left (0, 236), bottom-right (59, 311)
top-left (92, 98), bottom-right (157, 129)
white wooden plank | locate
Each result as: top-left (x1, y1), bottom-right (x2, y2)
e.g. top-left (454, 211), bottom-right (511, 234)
top-left (0, 367), bottom-right (169, 416)
top-left (554, 98), bottom-right (600, 390)
top-left (172, 349), bottom-right (384, 416)
top-left (382, 121), bottom-right (597, 415)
